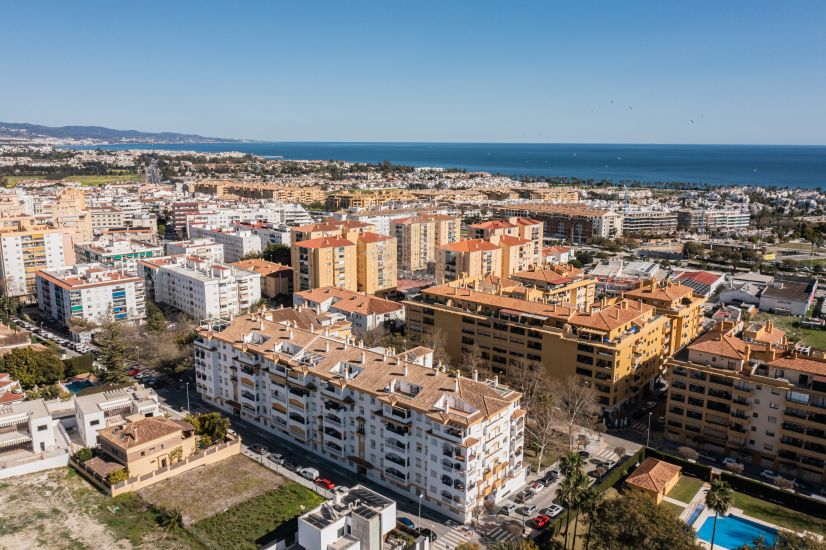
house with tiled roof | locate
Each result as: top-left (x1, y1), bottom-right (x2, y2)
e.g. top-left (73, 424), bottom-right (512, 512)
top-left (672, 270), bottom-right (725, 298)
top-left (293, 287), bottom-right (404, 334)
top-left (194, 312), bottom-right (526, 523)
top-left (626, 458), bottom-right (681, 503)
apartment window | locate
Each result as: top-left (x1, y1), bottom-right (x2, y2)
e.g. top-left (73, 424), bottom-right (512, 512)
top-left (764, 444), bottom-right (773, 451)
top-left (767, 416), bottom-right (777, 424)
top-left (90, 419), bottom-right (100, 426)
top-left (37, 425), bottom-right (47, 431)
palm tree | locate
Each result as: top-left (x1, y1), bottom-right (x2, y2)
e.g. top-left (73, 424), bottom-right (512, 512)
top-left (559, 451), bottom-right (585, 477)
top-left (559, 470), bottom-right (589, 549)
top-left (705, 480), bottom-right (734, 550)
top-left (579, 488), bottom-right (604, 550)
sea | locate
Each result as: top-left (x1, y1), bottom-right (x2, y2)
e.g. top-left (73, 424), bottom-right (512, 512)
top-left (76, 142), bottom-right (826, 189)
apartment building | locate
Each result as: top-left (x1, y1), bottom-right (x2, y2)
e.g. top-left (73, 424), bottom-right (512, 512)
top-left (0, 220), bottom-right (68, 298)
top-left (90, 208), bottom-right (125, 232)
top-left (292, 237), bottom-right (358, 293)
top-left (231, 258), bottom-right (293, 299)
top-left (392, 215), bottom-right (461, 272)
top-left (492, 204), bottom-right (622, 243)
top-left (138, 255), bottom-right (261, 320)
top-left (36, 264), bottom-right (146, 326)
top-left (331, 207), bottom-right (447, 236)
top-left (677, 209), bottom-right (751, 232)
top-left (165, 238), bottom-right (225, 263)
top-left (189, 226), bottom-right (262, 263)
top-left (75, 385), bottom-right (161, 447)
top-left (664, 322), bottom-right (826, 483)
top-left (96, 416), bottom-right (198, 476)
top-left (74, 238), bottom-right (163, 268)
top-left (624, 282), bottom-right (706, 354)
top-left (622, 210), bottom-right (679, 235)
top-left (357, 232), bottom-right (397, 294)
top-left (516, 187), bottom-right (580, 203)
top-left (188, 181), bottom-right (326, 206)
top-left (435, 239), bottom-right (502, 284)
top-left (0, 398), bottom-right (56, 456)
top-left (297, 486), bottom-right (396, 550)
top-left (292, 219), bottom-right (376, 245)
top-left (234, 220), bottom-right (292, 247)
top-left (293, 287), bottom-right (405, 334)
top-left (193, 312), bottom-right (526, 522)
top-left (508, 267), bottom-right (596, 311)
top-left (405, 285), bottom-right (672, 413)
top-left (325, 189), bottom-right (414, 210)
top-left (48, 188), bottom-right (93, 243)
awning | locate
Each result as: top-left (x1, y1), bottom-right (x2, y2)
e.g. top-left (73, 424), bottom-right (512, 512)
top-left (0, 431), bottom-right (31, 448)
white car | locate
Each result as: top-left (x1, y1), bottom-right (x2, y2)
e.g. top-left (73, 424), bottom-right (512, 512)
top-left (722, 458), bottom-right (741, 466)
top-left (760, 469), bottom-right (777, 480)
top-left (542, 504), bottom-right (564, 518)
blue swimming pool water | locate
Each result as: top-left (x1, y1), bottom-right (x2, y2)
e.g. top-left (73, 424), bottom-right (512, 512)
top-left (697, 514), bottom-right (777, 549)
top-left (64, 380), bottom-right (94, 394)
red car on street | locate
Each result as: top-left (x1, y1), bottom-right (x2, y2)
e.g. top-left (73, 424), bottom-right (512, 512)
top-left (533, 514), bottom-right (551, 529)
top-left (314, 478), bottom-right (336, 490)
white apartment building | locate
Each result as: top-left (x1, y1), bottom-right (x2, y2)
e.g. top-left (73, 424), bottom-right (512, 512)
top-left (234, 220), bottom-right (292, 247)
top-left (183, 203), bottom-right (312, 236)
top-left (74, 237), bottom-right (163, 268)
top-left (140, 255), bottom-right (261, 321)
top-left (75, 385), bottom-right (161, 447)
top-left (297, 486), bottom-right (397, 550)
top-left (332, 208), bottom-right (450, 237)
top-left (0, 398), bottom-right (56, 455)
top-left (36, 263), bottom-right (146, 326)
top-left (189, 226), bottom-right (262, 263)
top-left (194, 312), bottom-right (526, 523)
top-left (0, 227), bottom-right (67, 297)
top-left (165, 238), bottom-right (225, 263)
top-left (622, 209), bottom-right (679, 234)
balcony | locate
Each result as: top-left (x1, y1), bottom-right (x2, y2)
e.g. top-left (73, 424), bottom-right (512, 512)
top-left (385, 453), bottom-right (406, 467)
top-left (324, 414), bottom-right (342, 427)
top-left (386, 424), bottom-right (409, 437)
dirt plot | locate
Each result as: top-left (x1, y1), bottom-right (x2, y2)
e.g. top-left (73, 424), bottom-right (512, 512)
top-left (0, 468), bottom-right (191, 550)
top-left (137, 454), bottom-right (286, 526)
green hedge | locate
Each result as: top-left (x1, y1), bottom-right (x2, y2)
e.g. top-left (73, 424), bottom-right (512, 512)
top-left (643, 448), bottom-right (713, 480)
top-left (593, 446), bottom-right (646, 493)
top-left (720, 471), bottom-right (826, 520)
top-left (63, 353), bottom-right (93, 377)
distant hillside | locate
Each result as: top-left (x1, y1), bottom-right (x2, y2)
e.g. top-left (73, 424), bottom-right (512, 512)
top-left (0, 121), bottom-right (243, 144)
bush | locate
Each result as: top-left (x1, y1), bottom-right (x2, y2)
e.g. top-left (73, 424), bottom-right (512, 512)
top-left (73, 447), bottom-right (94, 462)
top-left (63, 353), bottom-right (94, 377)
top-left (107, 468), bottom-right (129, 485)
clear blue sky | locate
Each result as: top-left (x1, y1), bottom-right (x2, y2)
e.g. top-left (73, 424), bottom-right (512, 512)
top-left (1, 0), bottom-right (825, 144)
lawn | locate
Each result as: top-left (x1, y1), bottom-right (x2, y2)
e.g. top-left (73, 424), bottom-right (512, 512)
top-left (733, 491), bottom-right (826, 536)
top-left (666, 475), bottom-right (704, 504)
top-left (189, 483), bottom-right (324, 550)
top-left (662, 501), bottom-right (686, 517)
top-left (752, 312), bottom-right (826, 349)
top-left (4, 173), bottom-right (142, 187)
top-left (138, 454), bottom-right (285, 526)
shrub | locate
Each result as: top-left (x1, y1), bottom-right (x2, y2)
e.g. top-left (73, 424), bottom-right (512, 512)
top-left (107, 468), bottom-right (129, 485)
top-left (73, 447), bottom-right (94, 462)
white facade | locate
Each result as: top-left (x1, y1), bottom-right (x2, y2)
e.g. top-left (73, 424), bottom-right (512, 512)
top-left (36, 263), bottom-right (146, 326)
top-left (184, 203), bottom-right (312, 236)
top-left (165, 238), bottom-right (225, 263)
top-left (194, 314), bottom-right (526, 523)
top-left (0, 229), bottom-right (66, 297)
top-left (189, 226), bottom-right (262, 263)
top-left (0, 398), bottom-right (56, 454)
top-left (293, 288), bottom-right (405, 334)
top-left (145, 256), bottom-right (261, 320)
top-left (75, 385), bottom-right (161, 447)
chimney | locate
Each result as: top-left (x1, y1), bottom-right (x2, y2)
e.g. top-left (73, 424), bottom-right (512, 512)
top-left (493, 375), bottom-right (499, 386)
top-left (325, 341), bottom-right (330, 352)
top-left (454, 378), bottom-right (459, 392)
top-left (403, 365), bottom-right (408, 376)
top-left (472, 369), bottom-right (478, 381)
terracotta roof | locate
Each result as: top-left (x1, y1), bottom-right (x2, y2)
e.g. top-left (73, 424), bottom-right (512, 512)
top-left (624, 283), bottom-right (695, 304)
top-left (439, 239), bottom-right (500, 253)
top-left (495, 235), bottom-right (531, 246)
top-left (231, 259), bottom-right (292, 276)
top-left (357, 232), bottom-right (394, 244)
top-left (469, 220), bottom-right (516, 230)
top-left (626, 458), bottom-right (681, 493)
top-left (688, 330), bottom-right (750, 360)
top-left (673, 271), bottom-right (724, 287)
top-left (295, 287), bottom-right (403, 316)
top-left (768, 355), bottom-right (826, 377)
top-left (295, 236), bottom-right (355, 249)
top-left (98, 416), bottom-right (187, 450)
top-left (543, 245), bottom-right (571, 255)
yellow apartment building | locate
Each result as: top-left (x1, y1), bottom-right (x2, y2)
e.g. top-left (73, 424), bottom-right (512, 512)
top-left (405, 284), bottom-right (672, 412)
top-left (624, 282), bottom-right (706, 354)
top-left (356, 232), bottom-right (397, 294)
top-left (292, 236), bottom-right (358, 292)
top-left (435, 239), bottom-right (502, 284)
top-left (392, 214), bottom-right (460, 272)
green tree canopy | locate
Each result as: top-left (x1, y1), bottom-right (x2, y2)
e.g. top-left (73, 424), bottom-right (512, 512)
top-left (0, 346), bottom-right (64, 389)
top-left (588, 490), bottom-right (701, 550)
top-left (186, 412), bottom-right (230, 443)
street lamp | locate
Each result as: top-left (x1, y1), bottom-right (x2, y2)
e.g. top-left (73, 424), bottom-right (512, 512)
top-left (646, 412), bottom-right (653, 447)
top-left (185, 381), bottom-right (190, 414)
top-left (418, 494), bottom-right (423, 524)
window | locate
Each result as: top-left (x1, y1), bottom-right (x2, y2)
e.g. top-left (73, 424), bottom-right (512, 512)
top-left (37, 425), bottom-right (47, 431)
top-left (90, 419), bottom-right (100, 426)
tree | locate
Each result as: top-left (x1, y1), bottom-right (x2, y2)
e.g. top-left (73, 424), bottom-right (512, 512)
top-left (558, 467), bottom-right (589, 549)
top-left (168, 446), bottom-right (183, 463)
top-left (26, 383), bottom-right (69, 401)
top-left (554, 376), bottom-right (599, 449)
top-left (488, 543), bottom-right (539, 550)
top-left (361, 325), bottom-right (388, 349)
top-left (525, 393), bottom-right (564, 474)
top-left (107, 467), bottom-right (129, 485)
top-left (588, 490), bottom-right (701, 550)
top-left (186, 412), bottom-right (230, 443)
top-left (0, 346), bottom-right (64, 389)
top-left (261, 243), bottom-right (291, 265)
top-left (705, 480), bottom-right (734, 550)
top-left (417, 328), bottom-right (451, 367)
top-left (726, 462), bottom-right (745, 475)
top-left (144, 300), bottom-right (167, 333)
top-left (95, 320), bottom-right (138, 385)
top-left (772, 476), bottom-right (793, 491)
top-left (677, 446), bottom-right (699, 461)
top-left (739, 532), bottom-right (826, 550)
top-left (579, 488), bottom-right (604, 550)
top-left (461, 344), bottom-right (485, 375)
top-left (613, 446), bottom-right (627, 458)
top-left (73, 447), bottom-right (94, 462)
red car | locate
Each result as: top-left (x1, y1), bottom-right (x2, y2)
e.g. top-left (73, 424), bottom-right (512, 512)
top-left (533, 514), bottom-right (551, 529)
top-left (128, 368), bottom-right (140, 377)
top-left (314, 478), bottom-right (336, 490)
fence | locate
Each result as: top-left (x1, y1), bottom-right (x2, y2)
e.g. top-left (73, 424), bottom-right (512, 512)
top-left (241, 447), bottom-right (335, 500)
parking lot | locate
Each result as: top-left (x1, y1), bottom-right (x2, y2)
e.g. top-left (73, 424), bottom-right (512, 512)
top-left (11, 316), bottom-right (94, 357)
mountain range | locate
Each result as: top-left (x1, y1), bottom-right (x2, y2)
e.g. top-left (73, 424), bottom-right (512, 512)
top-left (0, 121), bottom-right (242, 144)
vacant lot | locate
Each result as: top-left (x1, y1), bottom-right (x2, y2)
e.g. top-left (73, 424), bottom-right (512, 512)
top-left (4, 173), bottom-right (142, 187)
top-left (0, 468), bottom-right (194, 550)
top-left (190, 483), bottom-right (324, 550)
top-left (138, 454), bottom-right (286, 526)
top-left (752, 312), bottom-right (826, 349)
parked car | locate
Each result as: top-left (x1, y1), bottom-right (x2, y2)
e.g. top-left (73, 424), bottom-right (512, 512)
top-left (501, 503), bottom-right (517, 515)
top-left (760, 469), bottom-right (777, 480)
top-left (578, 450), bottom-right (590, 459)
top-left (532, 514), bottom-right (551, 528)
top-left (519, 504), bottom-right (537, 516)
top-left (542, 504), bottom-right (564, 518)
top-left (314, 478), bottom-right (336, 490)
top-left (513, 490), bottom-right (531, 504)
top-left (601, 460), bottom-right (616, 469)
top-left (418, 528), bottom-right (437, 541)
top-left (250, 443), bottom-right (267, 455)
top-left (268, 453), bottom-right (285, 465)
top-left (722, 457), bottom-right (741, 466)
top-left (547, 468), bottom-right (562, 478)
top-left (282, 461), bottom-right (299, 472)
top-left (528, 481), bottom-right (544, 493)
top-left (128, 368), bottom-right (140, 377)
top-left (298, 467), bottom-right (320, 481)
top-left (398, 517), bottom-right (416, 530)
top-left (539, 471), bottom-right (559, 485)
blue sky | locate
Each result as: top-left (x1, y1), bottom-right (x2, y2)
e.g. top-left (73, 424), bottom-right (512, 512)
top-left (1, 0), bottom-right (824, 144)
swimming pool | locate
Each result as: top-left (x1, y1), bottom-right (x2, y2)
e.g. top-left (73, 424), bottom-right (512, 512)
top-left (64, 380), bottom-right (94, 394)
top-left (697, 514), bottom-right (777, 549)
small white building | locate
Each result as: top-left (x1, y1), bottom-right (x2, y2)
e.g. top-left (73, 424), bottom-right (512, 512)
top-left (189, 226), bottom-right (262, 263)
top-left (74, 385), bottom-right (161, 447)
top-left (36, 263), bottom-right (147, 326)
top-left (165, 238), bottom-right (225, 263)
top-left (297, 486), bottom-right (397, 550)
top-left (293, 287), bottom-right (405, 334)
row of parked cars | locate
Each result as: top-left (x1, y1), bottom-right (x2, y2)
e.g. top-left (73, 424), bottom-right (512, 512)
top-left (250, 444), bottom-right (338, 491)
top-left (13, 318), bottom-right (94, 354)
